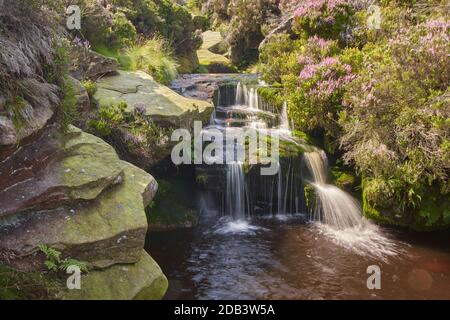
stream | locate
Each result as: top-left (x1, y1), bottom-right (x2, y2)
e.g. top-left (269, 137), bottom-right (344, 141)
top-left (146, 80), bottom-right (450, 300)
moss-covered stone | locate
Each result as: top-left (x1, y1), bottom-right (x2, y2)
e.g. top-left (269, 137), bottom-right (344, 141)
top-left (197, 31), bottom-right (237, 73)
top-left (0, 126), bottom-right (125, 219)
top-left (331, 166), bottom-right (358, 194)
top-left (0, 128), bottom-right (158, 271)
top-left (94, 71), bottom-right (213, 127)
top-left (147, 179), bottom-right (199, 231)
top-left (63, 251), bottom-right (167, 300)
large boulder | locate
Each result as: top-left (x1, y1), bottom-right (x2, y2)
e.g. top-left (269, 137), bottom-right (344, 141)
top-left (94, 71), bottom-right (213, 128)
top-left (197, 31), bottom-right (237, 73)
top-left (0, 126), bottom-right (125, 218)
top-left (63, 251), bottom-right (168, 300)
top-left (69, 48), bottom-right (119, 81)
top-left (0, 126), bottom-right (158, 271)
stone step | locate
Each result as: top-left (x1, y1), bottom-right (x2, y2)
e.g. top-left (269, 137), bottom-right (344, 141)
top-left (0, 126), bottom-right (126, 218)
top-left (62, 251), bottom-right (168, 300)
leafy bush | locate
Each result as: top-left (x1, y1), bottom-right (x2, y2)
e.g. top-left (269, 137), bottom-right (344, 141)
top-left (111, 11), bottom-right (137, 48)
top-left (61, 77), bottom-right (79, 132)
top-left (292, 0), bottom-right (356, 41)
top-left (88, 101), bottom-right (171, 157)
top-left (340, 19), bottom-right (450, 217)
top-left (82, 80), bottom-right (97, 98)
top-left (89, 102), bottom-right (127, 136)
top-left (259, 1), bottom-right (450, 228)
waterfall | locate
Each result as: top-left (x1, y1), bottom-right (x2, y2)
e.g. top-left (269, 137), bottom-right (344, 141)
top-left (279, 101), bottom-right (290, 132)
top-left (201, 82), bottom-right (306, 220)
top-left (235, 82), bottom-right (245, 106)
top-left (226, 162), bottom-right (247, 219)
top-left (234, 82), bottom-right (260, 110)
top-left (304, 151), bottom-right (367, 230)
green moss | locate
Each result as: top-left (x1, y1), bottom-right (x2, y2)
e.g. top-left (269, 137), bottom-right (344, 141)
top-left (147, 179), bottom-right (199, 229)
top-left (5, 96), bottom-right (27, 131)
top-left (257, 87), bottom-right (284, 109)
top-left (362, 189), bottom-right (392, 225)
top-left (362, 177), bottom-right (450, 230)
top-left (304, 184), bottom-right (316, 212)
top-left (63, 251), bottom-right (167, 300)
top-left (331, 167), bottom-right (356, 190)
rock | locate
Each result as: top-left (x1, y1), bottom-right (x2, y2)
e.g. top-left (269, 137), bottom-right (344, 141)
top-left (197, 31), bottom-right (237, 73)
top-left (67, 76), bottom-right (90, 112)
top-left (94, 70), bottom-right (213, 127)
top-left (201, 31), bottom-right (228, 54)
top-left (177, 50), bottom-right (200, 74)
top-left (170, 73), bottom-right (259, 101)
top-left (63, 251), bottom-right (168, 300)
top-left (0, 126), bottom-right (125, 218)
top-left (69, 48), bottom-right (119, 81)
top-left (147, 179), bottom-right (199, 232)
top-left (0, 126), bottom-right (158, 271)
top-left (0, 80), bottom-right (59, 147)
top-left (0, 116), bottom-right (17, 145)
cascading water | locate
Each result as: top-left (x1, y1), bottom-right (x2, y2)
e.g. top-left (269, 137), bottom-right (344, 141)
top-left (279, 101), bottom-right (290, 133)
top-left (225, 162), bottom-right (247, 219)
top-left (303, 150), bottom-right (400, 258)
top-left (303, 151), bottom-right (366, 229)
top-left (200, 82), bottom-right (304, 221)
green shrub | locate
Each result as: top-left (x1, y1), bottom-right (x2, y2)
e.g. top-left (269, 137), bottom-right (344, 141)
top-left (111, 11), bottom-right (137, 48)
top-left (192, 15), bottom-right (211, 31)
top-left (61, 77), bottom-right (79, 132)
top-left (82, 80), bottom-right (97, 98)
top-left (89, 102), bottom-right (127, 136)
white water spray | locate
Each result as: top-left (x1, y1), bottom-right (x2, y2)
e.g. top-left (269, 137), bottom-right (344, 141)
top-left (304, 151), bottom-right (366, 229)
top-left (303, 151), bottom-right (401, 259)
top-left (226, 162), bottom-right (247, 220)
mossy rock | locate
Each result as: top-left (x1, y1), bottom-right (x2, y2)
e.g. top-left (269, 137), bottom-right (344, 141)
top-left (0, 128), bottom-right (158, 271)
top-left (147, 179), bottom-right (199, 231)
top-left (63, 251), bottom-right (167, 300)
top-left (94, 71), bottom-right (213, 127)
top-left (197, 31), bottom-right (237, 73)
top-left (0, 125), bottom-right (125, 219)
top-left (331, 166), bottom-right (358, 194)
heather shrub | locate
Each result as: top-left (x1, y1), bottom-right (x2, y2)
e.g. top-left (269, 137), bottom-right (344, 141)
top-left (340, 19), bottom-right (450, 226)
top-left (291, 0), bottom-right (356, 41)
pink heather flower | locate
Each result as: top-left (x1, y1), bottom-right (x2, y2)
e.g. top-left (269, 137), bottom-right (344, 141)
top-left (309, 35), bottom-right (334, 50)
top-left (300, 64), bottom-right (318, 79)
top-left (425, 20), bottom-right (450, 30)
top-left (294, 0), bottom-right (353, 18)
